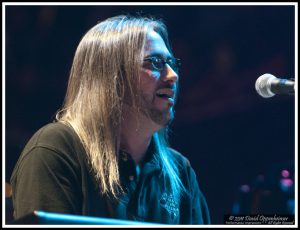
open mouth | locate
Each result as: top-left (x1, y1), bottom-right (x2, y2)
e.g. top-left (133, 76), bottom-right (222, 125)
top-left (156, 92), bottom-right (172, 99)
top-left (156, 89), bottom-right (174, 99)
top-left (155, 89), bottom-right (175, 106)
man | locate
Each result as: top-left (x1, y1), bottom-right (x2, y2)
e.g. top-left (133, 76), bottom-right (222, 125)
top-left (10, 15), bottom-right (211, 224)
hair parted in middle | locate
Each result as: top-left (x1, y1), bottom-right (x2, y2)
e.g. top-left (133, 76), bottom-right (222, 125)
top-left (56, 14), bottom-right (186, 199)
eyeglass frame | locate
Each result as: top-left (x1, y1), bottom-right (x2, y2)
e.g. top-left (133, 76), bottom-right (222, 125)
top-left (143, 56), bottom-right (181, 73)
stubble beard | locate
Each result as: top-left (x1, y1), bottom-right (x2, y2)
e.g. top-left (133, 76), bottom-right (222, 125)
top-left (139, 94), bottom-right (175, 127)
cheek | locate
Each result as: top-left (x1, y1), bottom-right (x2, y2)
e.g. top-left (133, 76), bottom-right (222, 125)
top-left (140, 68), bottom-right (161, 81)
top-left (151, 71), bottom-right (161, 80)
top-left (138, 70), bottom-right (160, 102)
top-left (139, 69), bottom-right (160, 89)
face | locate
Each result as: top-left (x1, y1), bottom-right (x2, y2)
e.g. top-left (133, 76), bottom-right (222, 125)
top-left (138, 30), bottom-right (179, 127)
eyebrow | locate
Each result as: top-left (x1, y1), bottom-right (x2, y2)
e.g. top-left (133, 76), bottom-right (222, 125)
top-left (144, 53), bottom-right (174, 60)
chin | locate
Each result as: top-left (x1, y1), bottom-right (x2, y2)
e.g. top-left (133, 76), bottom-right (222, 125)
top-left (150, 108), bottom-right (174, 127)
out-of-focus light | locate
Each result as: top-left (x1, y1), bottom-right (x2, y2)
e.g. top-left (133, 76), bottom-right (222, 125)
top-left (287, 199), bottom-right (295, 214)
top-left (281, 169), bottom-right (290, 178)
top-left (240, 184), bottom-right (250, 193)
top-left (232, 202), bottom-right (240, 214)
top-left (280, 178), bottom-right (293, 192)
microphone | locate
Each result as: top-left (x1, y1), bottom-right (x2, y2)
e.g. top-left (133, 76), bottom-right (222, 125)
top-left (255, 73), bottom-right (295, 98)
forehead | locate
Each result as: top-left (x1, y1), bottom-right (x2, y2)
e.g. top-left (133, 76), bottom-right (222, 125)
top-left (144, 30), bottom-right (172, 58)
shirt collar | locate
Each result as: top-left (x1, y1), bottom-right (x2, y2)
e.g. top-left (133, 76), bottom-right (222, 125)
top-left (118, 139), bottom-right (161, 175)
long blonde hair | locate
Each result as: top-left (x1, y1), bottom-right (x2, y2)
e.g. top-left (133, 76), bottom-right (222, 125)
top-left (56, 15), bottom-right (185, 198)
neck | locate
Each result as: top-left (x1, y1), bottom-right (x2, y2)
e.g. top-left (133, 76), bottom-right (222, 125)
top-left (120, 105), bottom-right (161, 165)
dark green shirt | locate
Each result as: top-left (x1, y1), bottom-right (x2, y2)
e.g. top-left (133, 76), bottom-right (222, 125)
top-left (10, 122), bottom-right (211, 224)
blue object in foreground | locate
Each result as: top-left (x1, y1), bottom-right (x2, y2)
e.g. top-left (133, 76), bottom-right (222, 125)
top-left (34, 211), bottom-right (161, 225)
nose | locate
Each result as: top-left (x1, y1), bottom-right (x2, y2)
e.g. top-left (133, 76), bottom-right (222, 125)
top-left (162, 64), bottom-right (179, 84)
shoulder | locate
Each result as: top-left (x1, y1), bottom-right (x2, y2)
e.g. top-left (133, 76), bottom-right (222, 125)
top-left (15, 122), bottom-right (85, 170)
top-left (11, 122), bottom-right (84, 183)
top-left (24, 122), bottom-right (83, 154)
top-left (167, 147), bottom-right (199, 185)
top-left (167, 147), bottom-right (191, 168)
top-left (32, 122), bottom-right (78, 145)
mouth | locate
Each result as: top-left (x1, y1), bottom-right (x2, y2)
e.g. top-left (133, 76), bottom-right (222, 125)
top-left (155, 89), bottom-right (175, 105)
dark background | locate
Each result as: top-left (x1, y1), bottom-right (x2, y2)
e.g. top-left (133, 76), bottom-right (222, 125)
top-left (5, 5), bottom-right (296, 224)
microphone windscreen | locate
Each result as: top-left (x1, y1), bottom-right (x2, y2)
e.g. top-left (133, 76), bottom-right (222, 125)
top-left (255, 73), bottom-right (277, 98)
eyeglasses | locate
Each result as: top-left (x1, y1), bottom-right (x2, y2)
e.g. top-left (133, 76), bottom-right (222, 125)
top-left (143, 56), bottom-right (181, 73)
